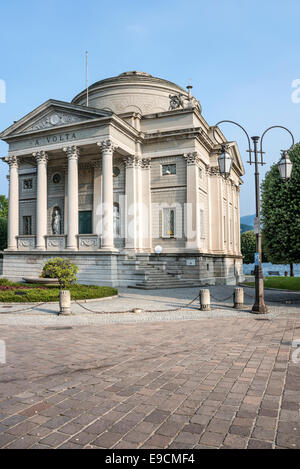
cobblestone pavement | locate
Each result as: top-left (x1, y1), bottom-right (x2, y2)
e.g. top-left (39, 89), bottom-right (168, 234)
top-left (0, 300), bottom-right (299, 449)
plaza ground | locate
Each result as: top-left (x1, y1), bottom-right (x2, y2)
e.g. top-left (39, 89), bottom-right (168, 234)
top-left (0, 286), bottom-right (299, 449)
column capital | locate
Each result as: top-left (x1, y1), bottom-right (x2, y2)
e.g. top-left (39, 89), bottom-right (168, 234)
top-left (63, 145), bottom-right (80, 160)
top-left (184, 152), bottom-right (199, 165)
top-left (33, 150), bottom-right (48, 164)
top-left (97, 139), bottom-right (118, 153)
top-left (140, 157), bottom-right (151, 169)
top-left (5, 155), bottom-right (19, 168)
top-left (124, 155), bottom-right (140, 168)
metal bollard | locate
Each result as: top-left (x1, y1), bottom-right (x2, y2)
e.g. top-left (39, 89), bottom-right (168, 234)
top-left (233, 287), bottom-right (244, 309)
top-left (199, 289), bottom-right (210, 311)
top-left (59, 290), bottom-right (71, 315)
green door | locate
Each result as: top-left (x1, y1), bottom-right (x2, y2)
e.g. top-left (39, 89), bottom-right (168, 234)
top-left (79, 210), bottom-right (92, 234)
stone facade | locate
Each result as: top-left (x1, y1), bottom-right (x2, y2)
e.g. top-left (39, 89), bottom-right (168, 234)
top-left (0, 71), bottom-right (244, 287)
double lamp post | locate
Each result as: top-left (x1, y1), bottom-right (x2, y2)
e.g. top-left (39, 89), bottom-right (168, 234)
top-left (213, 121), bottom-right (294, 313)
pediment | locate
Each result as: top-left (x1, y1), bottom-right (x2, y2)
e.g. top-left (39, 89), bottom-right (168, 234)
top-left (0, 99), bottom-right (112, 139)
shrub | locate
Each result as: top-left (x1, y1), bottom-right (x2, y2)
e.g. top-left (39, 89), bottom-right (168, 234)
top-left (0, 282), bottom-right (117, 302)
top-left (41, 258), bottom-right (79, 290)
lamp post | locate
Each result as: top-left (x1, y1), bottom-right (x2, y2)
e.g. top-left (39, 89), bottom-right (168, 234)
top-left (213, 121), bottom-right (294, 313)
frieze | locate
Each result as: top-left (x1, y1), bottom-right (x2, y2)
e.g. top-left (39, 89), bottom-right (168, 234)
top-left (78, 236), bottom-right (99, 250)
top-left (34, 132), bottom-right (77, 147)
top-left (46, 236), bottom-right (66, 250)
top-left (17, 236), bottom-right (35, 250)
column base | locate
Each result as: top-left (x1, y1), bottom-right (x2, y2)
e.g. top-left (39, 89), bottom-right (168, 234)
top-left (98, 247), bottom-right (119, 252)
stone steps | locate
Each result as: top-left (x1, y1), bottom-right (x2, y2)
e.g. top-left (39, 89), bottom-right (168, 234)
top-left (131, 261), bottom-right (198, 289)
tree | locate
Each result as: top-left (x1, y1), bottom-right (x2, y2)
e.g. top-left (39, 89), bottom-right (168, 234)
top-left (41, 258), bottom-right (79, 290)
top-left (0, 217), bottom-right (7, 251)
top-left (241, 230), bottom-right (256, 264)
top-left (261, 143), bottom-right (300, 276)
top-left (0, 195), bottom-right (8, 219)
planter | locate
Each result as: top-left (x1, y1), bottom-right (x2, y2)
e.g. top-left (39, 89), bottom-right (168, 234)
top-left (59, 290), bottom-right (71, 315)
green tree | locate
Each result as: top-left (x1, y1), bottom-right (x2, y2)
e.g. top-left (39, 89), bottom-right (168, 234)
top-left (241, 230), bottom-right (256, 264)
top-left (261, 143), bottom-right (300, 276)
top-left (0, 217), bottom-right (7, 251)
top-left (41, 258), bottom-right (79, 290)
top-left (0, 195), bottom-right (8, 219)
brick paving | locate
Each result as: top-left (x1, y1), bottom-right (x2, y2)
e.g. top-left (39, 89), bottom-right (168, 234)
top-left (0, 314), bottom-right (299, 449)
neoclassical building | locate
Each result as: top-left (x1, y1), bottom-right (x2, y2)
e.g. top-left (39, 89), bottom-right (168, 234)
top-left (0, 71), bottom-right (244, 287)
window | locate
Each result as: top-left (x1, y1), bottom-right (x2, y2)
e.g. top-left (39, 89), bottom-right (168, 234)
top-left (23, 216), bottom-right (32, 235)
top-left (200, 209), bottom-right (205, 238)
top-left (23, 178), bottom-right (33, 190)
top-left (79, 211), bottom-right (92, 234)
top-left (162, 208), bottom-right (176, 238)
top-left (223, 215), bottom-right (226, 242)
top-left (52, 173), bottom-right (61, 184)
top-left (198, 167), bottom-right (203, 179)
top-left (162, 164), bottom-right (176, 176)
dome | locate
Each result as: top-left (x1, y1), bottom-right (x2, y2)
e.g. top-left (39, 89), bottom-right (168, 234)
top-left (72, 71), bottom-right (188, 115)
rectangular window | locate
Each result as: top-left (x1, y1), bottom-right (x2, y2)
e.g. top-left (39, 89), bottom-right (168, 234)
top-left (198, 167), bottom-right (203, 179)
top-left (79, 210), bottom-right (92, 234)
top-left (162, 164), bottom-right (176, 176)
top-left (224, 215), bottom-right (226, 242)
top-left (23, 216), bottom-right (32, 235)
top-left (162, 208), bottom-right (176, 238)
top-left (23, 178), bottom-right (33, 190)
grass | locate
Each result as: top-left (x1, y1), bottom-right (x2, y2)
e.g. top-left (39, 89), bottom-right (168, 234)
top-left (0, 279), bottom-right (118, 302)
top-left (243, 276), bottom-right (300, 291)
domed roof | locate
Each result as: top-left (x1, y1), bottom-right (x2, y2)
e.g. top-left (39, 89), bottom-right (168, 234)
top-left (72, 71), bottom-right (188, 115)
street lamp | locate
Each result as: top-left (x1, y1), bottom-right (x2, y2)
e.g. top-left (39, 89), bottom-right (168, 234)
top-left (278, 150), bottom-right (293, 181)
top-left (213, 121), bottom-right (294, 314)
top-left (218, 144), bottom-right (233, 178)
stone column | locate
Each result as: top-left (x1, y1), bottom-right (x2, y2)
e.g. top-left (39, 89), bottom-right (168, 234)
top-left (6, 155), bottom-right (19, 250)
top-left (33, 151), bottom-right (48, 250)
top-left (124, 155), bottom-right (138, 250)
top-left (184, 152), bottom-right (201, 250)
top-left (64, 145), bottom-right (80, 250)
top-left (141, 158), bottom-right (152, 251)
top-left (93, 161), bottom-right (102, 236)
top-left (97, 140), bottom-right (117, 250)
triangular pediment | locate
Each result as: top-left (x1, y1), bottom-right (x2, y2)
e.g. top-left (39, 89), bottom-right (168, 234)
top-left (0, 99), bottom-right (112, 139)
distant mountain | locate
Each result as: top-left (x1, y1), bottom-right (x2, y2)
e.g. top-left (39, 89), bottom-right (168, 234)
top-left (240, 214), bottom-right (255, 227)
top-left (240, 223), bottom-right (253, 233)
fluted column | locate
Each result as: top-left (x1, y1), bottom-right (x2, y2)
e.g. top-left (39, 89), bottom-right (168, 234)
top-left (33, 151), bottom-right (48, 250)
top-left (184, 152), bottom-right (201, 250)
top-left (97, 139), bottom-right (117, 250)
top-left (124, 155), bottom-right (138, 250)
top-left (6, 156), bottom-right (19, 250)
top-left (64, 146), bottom-right (80, 250)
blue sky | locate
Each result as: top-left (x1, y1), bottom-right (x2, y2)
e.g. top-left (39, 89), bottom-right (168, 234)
top-left (0, 0), bottom-right (299, 215)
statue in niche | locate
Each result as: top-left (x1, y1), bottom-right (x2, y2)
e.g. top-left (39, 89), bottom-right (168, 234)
top-left (52, 207), bottom-right (61, 235)
top-left (113, 203), bottom-right (120, 237)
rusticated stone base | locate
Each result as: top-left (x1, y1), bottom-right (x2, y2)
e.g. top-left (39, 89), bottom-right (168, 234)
top-left (0, 251), bottom-right (244, 288)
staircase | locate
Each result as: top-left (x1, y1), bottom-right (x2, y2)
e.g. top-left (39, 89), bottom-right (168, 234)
top-left (130, 259), bottom-right (198, 290)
